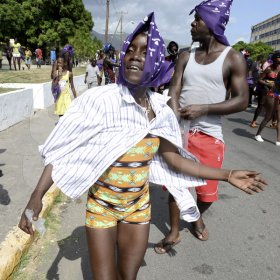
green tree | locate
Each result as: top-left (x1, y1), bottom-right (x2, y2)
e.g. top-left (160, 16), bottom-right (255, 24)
top-left (0, 0), bottom-right (25, 41)
top-left (69, 30), bottom-right (102, 60)
top-left (0, 0), bottom-right (101, 59)
top-left (232, 41), bottom-right (274, 61)
top-left (22, 0), bottom-right (94, 47)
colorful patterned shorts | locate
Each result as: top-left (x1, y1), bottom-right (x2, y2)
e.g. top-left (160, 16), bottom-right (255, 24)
top-left (86, 184), bottom-right (151, 228)
top-left (85, 134), bottom-right (160, 228)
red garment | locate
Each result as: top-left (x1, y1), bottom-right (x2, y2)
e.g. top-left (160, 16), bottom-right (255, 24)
top-left (186, 131), bottom-right (225, 202)
top-left (35, 48), bottom-right (43, 59)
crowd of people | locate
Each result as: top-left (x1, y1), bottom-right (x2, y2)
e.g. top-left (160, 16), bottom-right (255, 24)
top-left (17, 0), bottom-right (271, 279)
top-left (0, 40), bottom-right (58, 70)
top-left (244, 50), bottom-right (280, 145)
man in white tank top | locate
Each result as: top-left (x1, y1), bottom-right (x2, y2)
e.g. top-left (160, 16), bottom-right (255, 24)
top-left (155, 0), bottom-right (249, 254)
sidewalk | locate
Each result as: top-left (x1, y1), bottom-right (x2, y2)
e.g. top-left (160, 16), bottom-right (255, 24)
top-left (0, 86), bottom-right (86, 279)
top-left (0, 105), bottom-right (59, 279)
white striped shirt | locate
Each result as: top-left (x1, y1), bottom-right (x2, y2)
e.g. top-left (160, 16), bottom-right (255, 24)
top-left (39, 84), bottom-right (206, 221)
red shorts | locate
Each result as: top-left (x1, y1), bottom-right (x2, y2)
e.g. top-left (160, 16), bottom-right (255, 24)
top-left (186, 131), bottom-right (225, 202)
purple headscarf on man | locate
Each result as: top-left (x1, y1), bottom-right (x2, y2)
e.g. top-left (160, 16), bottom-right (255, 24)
top-left (190, 0), bottom-right (233, 46)
top-left (117, 12), bottom-right (174, 88)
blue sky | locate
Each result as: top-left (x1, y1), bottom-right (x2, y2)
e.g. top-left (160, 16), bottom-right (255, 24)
top-left (226, 0), bottom-right (280, 44)
top-left (83, 0), bottom-right (280, 47)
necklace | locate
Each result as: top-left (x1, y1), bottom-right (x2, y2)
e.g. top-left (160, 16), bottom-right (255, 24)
top-left (141, 96), bottom-right (151, 117)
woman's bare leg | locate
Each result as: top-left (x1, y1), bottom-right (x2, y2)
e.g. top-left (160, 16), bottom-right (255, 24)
top-left (256, 96), bottom-right (275, 136)
top-left (117, 222), bottom-right (150, 280)
top-left (17, 57), bottom-right (21, 70)
top-left (86, 226), bottom-right (118, 280)
top-left (13, 57), bottom-right (17, 70)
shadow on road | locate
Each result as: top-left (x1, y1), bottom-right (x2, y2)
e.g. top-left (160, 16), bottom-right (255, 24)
top-left (232, 128), bottom-right (255, 138)
top-left (46, 226), bottom-right (92, 280)
top-left (226, 117), bottom-right (251, 126)
top-left (0, 184), bottom-right (11, 205)
top-left (148, 185), bottom-right (188, 256)
top-left (0, 149), bottom-right (10, 205)
top-left (232, 128), bottom-right (275, 144)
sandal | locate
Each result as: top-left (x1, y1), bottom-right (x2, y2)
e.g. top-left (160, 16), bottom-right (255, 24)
top-left (154, 237), bottom-right (181, 254)
top-left (269, 122), bottom-right (277, 128)
top-left (249, 122), bottom-right (257, 128)
top-left (193, 224), bottom-right (209, 241)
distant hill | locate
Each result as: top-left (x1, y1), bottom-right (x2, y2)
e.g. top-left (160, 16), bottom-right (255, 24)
top-left (91, 30), bottom-right (129, 51)
top-left (91, 30), bottom-right (189, 53)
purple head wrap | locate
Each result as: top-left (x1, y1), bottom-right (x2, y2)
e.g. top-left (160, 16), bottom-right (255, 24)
top-left (190, 0), bottom-right (233, 46)
top-left (117, 12), bottom-right (174, 88)
top-left (63, 45), bottom-right (74, 57)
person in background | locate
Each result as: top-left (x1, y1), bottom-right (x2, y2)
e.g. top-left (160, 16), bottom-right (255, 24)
top-left (274, 71), bottom-right (280, 145)
top-left (18, 13), bottom-right (266, 280)
top-left (35, 46), bottom-right (43, 68)
top-left (52, 57), bottom-right (77, 117)
top-left (162, 41), bottom-right (179, 93)
top-left (244, 49), bottom-right (258, 107)
top-left (51, 45), bottom-right (74, 79)
top-left (96, 50), bottom-right (104, 86)
top-left (249, 54), bottom-right (270, 128)
top-left (4, 41), bottom-right (13, 70)
top-left (239, 48), bottom-right (246, 56)
top-left (155, 0), bottom-right (249, 254)
top-left (24, 47), bottom-right (32, 70)
top-left (84, 58), bottom-right (99, 89)
top-left (50, 48), bottom-right (56, 65)
top-left (262, 53), bottom-right (273, 71)
top-left (152, 41), bottom-right (179, 95)
top-left (165, 41), bottom-right (179, 63)
top-left (12, 38), bottom-right (21, 71)
top-left (103, 43), bottom-right (119, 85)
top-left (254, 51), bottom-right (280, 144)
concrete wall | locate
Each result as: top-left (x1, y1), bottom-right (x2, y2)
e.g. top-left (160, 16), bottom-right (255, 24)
top-left (0, 83), bottom-right (52, 109)
top-left (0, 75), bottom-right (86, 131)
top-left (0, 88), bottom-right (33, 131)
top-left (0, 74), bottom-right (86, 109)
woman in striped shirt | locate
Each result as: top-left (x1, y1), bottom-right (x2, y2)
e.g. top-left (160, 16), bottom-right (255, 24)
top-left (19, 13), bottom-right (267, 280)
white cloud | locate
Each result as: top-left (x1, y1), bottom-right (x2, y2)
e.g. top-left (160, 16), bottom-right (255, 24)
top-left (233, 35), bottom-right (250, 44)
top-left (234, 37), bottom-right (247, 43)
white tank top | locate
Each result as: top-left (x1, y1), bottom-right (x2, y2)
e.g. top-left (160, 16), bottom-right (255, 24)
top-left (179, 46), bottom-right (231, 142)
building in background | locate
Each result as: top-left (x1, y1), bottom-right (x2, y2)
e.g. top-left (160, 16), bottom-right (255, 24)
top-left (250, 13), bottom-right (280, 51)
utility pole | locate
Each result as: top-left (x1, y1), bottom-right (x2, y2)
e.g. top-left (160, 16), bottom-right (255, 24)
top-left (117, 11), bottom-right (128, 50)
top-left (120, 14), bottom-right (123, 51)
top-left (105, 0), bottom-right (110, 43)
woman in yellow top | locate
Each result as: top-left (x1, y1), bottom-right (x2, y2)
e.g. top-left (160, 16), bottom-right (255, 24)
top-left (52, 57), bottom-right (77, 117)
top-left (12, 38), bottom-right (21, 71)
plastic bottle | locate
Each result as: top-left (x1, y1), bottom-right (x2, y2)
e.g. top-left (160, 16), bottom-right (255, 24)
top-left (25, 209), bottom-right (46, 235)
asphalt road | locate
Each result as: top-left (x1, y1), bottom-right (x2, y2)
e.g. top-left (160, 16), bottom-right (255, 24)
top-left (2, 104), bottom-right (280, 279)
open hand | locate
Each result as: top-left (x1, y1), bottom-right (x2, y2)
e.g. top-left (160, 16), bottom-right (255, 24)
top-left (228, 170), bottom-right (267, 194)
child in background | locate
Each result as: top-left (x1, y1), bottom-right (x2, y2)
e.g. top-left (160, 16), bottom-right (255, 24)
top-left (52, 57), bottom-right (77, 117)
top-left (25, 47), bottom-right (32, 70)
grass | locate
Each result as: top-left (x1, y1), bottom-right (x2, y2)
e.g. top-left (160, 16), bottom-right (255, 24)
top-left (0, 88), bottom-right (19, 94)
top-left (0, 66), bottom-right (86, 84)
top-left (10, 192), bottom-right (69, 280)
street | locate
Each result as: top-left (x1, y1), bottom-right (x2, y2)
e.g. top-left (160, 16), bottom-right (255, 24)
top-left (1, 105), bottom-right (280, 280)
